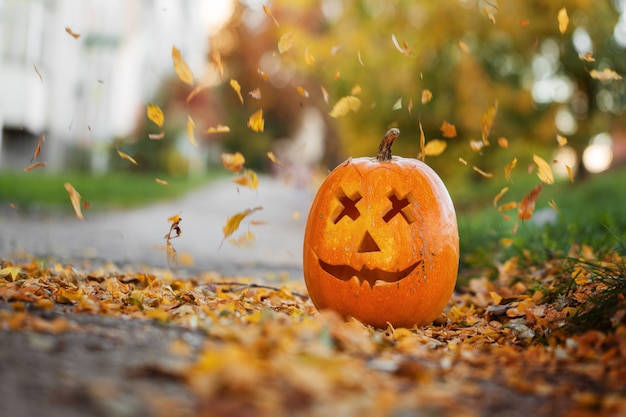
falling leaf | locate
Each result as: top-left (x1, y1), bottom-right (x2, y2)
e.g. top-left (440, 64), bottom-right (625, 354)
top-left (440, 121), bottom-right (457, 138)
top-left (166, 241), bottom-right (178, 269)
top-left (533, 154), bottom-right (554, 184)
top-left (222, 206), bottom-right (263, 242)
top-left (164, 213), bottom-right (182, 241)
top-left (117, 148), bottom-right (138, 166)
top-left (155, 178), bottom-right (169, 186)
top-left (65, 27), bottom-right (81, 39)
top-left (32, 134), bottom-right (45, 161)
top-left (548, 199), bottom-right (559, 213)
top-left (267, 152), bottom-right (283, 167)
top-left (64, 183), bottom-right (84, 220)
top-left (481, 101), bottom-right (498, 145)
top-left (421, 89), bottom-right (432, 104)
top-left (518, 183), bottom-right (544, 220)
top-left (334, 71), bottom-right (341, 80)
top-left (408, 98), bottom-right (414, 116)
top-left (497, 137), bottom-right (509, 149)
top-left (458, 40), bottom-right (468, 53)
top-left (498, 201), bottom-right (518, 212)
top-left (305, 48), bottom-right (316, 66)
top-left (351, 85), bottom-right (362, 95)
top-left (33, 64), bottom-right (43, 83)
top-left (590, 68), bottom-right (622, 81)
top-left (482, 7), bottom-right (496, 24)
top-left (519, 19), bottom-right (530, 27)
top-left (296, 86), bottom-right (309, 98)
top-left (391, 34), bottom-right (413, 56)
top-left (470, 140), bottom-right (486, 152)
top-left (147, 104), bottom-right (164, 128)
top-left (172, 46), bottom-right (194, 85)
top-left (247, 109), bottom-right (265, 132)
top-left (357, 50), bottom-right (364, 66)
top-left (230, 79), bottom-right (244, 104)
top-left (278, 32), bottom-right (294, 54)
top-left (458, 157), bottom-right (468, 165)
top-left (566, 165), bottom-right (574, 182)
top-left (24, 162), bottom-right (47, 172)
top-left (473, 166), bottom-right (493, 178)
top-left (210, 51), bottom-right (224, 78)
top-left (424, 140), bottom-right (447, 156)
top-left (257, 68), bottom-right (269, 81)
top-left (505, 157), bottom-right (518, 182)
top-left (186, 115), bottom-right (197, 147)
top-left (556, 135), bottom-right (568, 147)
top-left (493, 187), bottom-right (509, 207)
top-left (186, 85), bottom-right (208, 103)
top-left (329, 96), bottom-right (361, 118)
top-left (392, 97), bottom-right (402, 111)
top-left (148, 131), bottom-right (165, 140)
top-left (320, 85), bottom-right (329, 104)
top-left (207, 124), bottom-right (230, 134)
top-left (579, 52), bottom-right (595, 62)
top-left (558, 7), bottom-right (569, 34)
top-left (249, 88), bottom-right (262, 100)
top-left (229, 230), bottom-right (256, 248)
top-left (419, 121), bottom-right (426, 162)
top-left (233, 169), bottom-right (259, 190)
top-left (263, 5), bottom-right (280, 27)
top-left (221, 152), bottom-right (245, 172)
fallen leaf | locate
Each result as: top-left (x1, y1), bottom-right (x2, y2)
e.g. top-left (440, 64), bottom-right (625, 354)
top-left (505, 157), bottom-right (518, 182)
top-left (64, 183), bottom-right (84, 220)
top-left (421, 89), bottom-right (433, 104)
top-left (493, 187), bottom-right (509, 207)
top-left (558, 7), bottom-right (569, 34)
top-left (481, 101), bottom-right (498, 145)
top-left (207, 125), bottom-right (230, 134)
top-left (247, 109), bottom-right (265, 132)
top-left (117, 148), bottom-right (138, 166)
top-left (155, 178), bottom-right (169, 186)
top-left (222, 206), bottom-right (263, 242)
top-left (473, 166), bottom-right (493, 178)
top-left (172, 46), bottom-right (194, 85)
top-left (186, 115), bottom-right (197, 147)
top-left (263, 5), bottom-right (280, 27)
top-left (232, 169), bottom-right (259, 190)
top-left (147, 104), bottom-right (164, 128)
top-left (230, 79), bottom-right (244, 104)
top-left (424, 140), bottom-right (447, 156)
top-left (533, 154), bottom-right (554, 184)
top-left (65, 27), bottom-right (81, 39)
top-left (221, 152), bottom-right (245, 172)
top-left (24, 162), bottom-right (47, 172)
top-left (440, 121), bottom-right (457, 138)
top-left (0, 266), bottom-right (22, 282)
top-left (329, 96), bottom-right (361, 118)
top-left (278, 32), bottom-right (294, 54)
top-left (518, 183), bottom-right (544, 220)
top-left (590, 68), bottom-right (622, 81)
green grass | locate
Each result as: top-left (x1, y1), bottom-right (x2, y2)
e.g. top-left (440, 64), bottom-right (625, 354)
top-left (0, 170), bottom-right (221, 211)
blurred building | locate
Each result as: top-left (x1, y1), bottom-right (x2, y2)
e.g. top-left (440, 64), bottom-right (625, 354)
top-left (0, 0), bottom-right (231, 171)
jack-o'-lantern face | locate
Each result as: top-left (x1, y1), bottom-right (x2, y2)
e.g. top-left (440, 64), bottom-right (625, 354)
top-left (303, 129), bottom-right (459, 329)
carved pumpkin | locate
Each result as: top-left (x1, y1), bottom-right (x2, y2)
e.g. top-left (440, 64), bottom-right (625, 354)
top-left (303, 128), bottom-right (459, 328)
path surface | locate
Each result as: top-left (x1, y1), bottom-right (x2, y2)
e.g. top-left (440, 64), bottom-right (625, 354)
top-left (0, 176), bottom-right (315, 278)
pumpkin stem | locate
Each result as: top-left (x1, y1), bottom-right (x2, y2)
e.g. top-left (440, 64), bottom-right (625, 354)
top-left (376, 128), bottom-right (400, 162)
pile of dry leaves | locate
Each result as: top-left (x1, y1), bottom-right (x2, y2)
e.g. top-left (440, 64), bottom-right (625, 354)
top-left (1, 246), bottom-right (625, 417)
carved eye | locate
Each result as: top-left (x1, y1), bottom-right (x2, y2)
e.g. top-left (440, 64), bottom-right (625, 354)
top-left (382, 191), bottom-right (415, 224)
top-left (333, 190), bottom-right (362, 223)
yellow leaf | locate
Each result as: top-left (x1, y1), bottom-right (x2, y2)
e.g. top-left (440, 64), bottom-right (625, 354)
top-left (481, 101), bottom-right (498, 145)
top-left (147, 104), bottom-right (164, 128)
top-left (267, 151), bottom-right (283, 167)
top-left (440, 121), bottom-right (457, 138)
top-left (247, 109), bottom-right (265, 132)
top-left (473, 166), bottom-right (493, 178)
top-left (263, 5), bottom-right (280, 27)
top-left (155, 178), bottom-right (169, 186)
top-left (548, 199), bottom-right (559, 213)
top-left (304, 48), bottom-right (315, 66)
top-left (117, 148), bottom-right (138, 166)
top-left (566, 165), bottom-right (574, 183)
top-left (0, 266), bottom-right (22, 282)
top-left (230, 79), bottom-right (244, 104)
top-left (207, 124), bottom-right (230, 134)
top-left (172, 46), bottom-right (194, 85)
top-left (278, 32), bottom-right (294, 54)
top-left (350, 85), bottom-right (362, 95)
top-left (232, 169), bottom-right (259, 190)
top-left (419, 121), bottom-right (426, 162)
top-left (556, 134), bottom-right (568, 147)
top-left (221, 152), bottom-right (245, 172)
top-left (424, 139), bottom-right (447, 156)
top-left (186, 115), bottom-right (197, 147)
top-left (590, 68), bottom-right (622, 81)
top-left (421, 89), bottom-right (432, 104)
top-left (64, 183), bottom-right (84, 220)
top-left (533, 154), bottom-right (554, 184)
top-left (505, 157), bottom-right (517, 182)
top-left (558, 7), bottom-right (569, 34)
top-left (211, 51), bottom-right (224, 78)
top-left (329, 96), bottom-right (361, 118)
top-left (296, 86), bottom-right (309, 98)
top-left (222, 206), bottom-right (263, 241)
top-left (493, 187), bottom-right (509, 208)
top-left (229, 230), bottom-right (256, 248)
top-left (458, 157), bottom-right (468, 165)
top-left (168, 213), bottom-right (181, 224)
top-left (65, 27), bottom-right (81, 39)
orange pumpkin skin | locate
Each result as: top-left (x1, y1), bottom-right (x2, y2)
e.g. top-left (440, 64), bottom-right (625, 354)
top-left (303, 129), bottom-right (459, 329)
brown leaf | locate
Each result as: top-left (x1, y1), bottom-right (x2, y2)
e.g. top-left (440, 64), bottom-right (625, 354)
top-left (172, 46), bottom-right (194, 85)
top-left (518, 183), bottom-right (544, 220)
top-left (65, 27), bottom-right (81, 39)
top-left (32, 134), bottom-right (45, 161)
top-left (64, 183), bottom-right (84, 220)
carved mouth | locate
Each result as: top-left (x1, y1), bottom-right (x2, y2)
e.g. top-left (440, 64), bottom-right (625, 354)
top-left (319, 259), bottom-right (422, 287)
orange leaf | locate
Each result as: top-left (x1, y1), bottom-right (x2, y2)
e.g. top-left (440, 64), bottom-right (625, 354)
top-left (232, 169), bottom-right (259, 190)
top-left (481, 101), bottom-right (498, 145)
top-left (505, 157), bottom-right (517, 182)
top-left (421, 89), bottom-right (432, 104)
top-left (498, 201), bottom-right (518, 212)
top-left (147, 104), bottom-right (164, 128)
top-left (493, 187), bottom-right (509, 208)
top-left (296, 86), bottom-right (309, 98)
top-left (419, 121), bottom-right (426, 162)
top-left (24, 162), bottom-right (46, 172)
top-left (65, 27), bottom-right (81, 39)
top-left (32, 134), bottom-right (45, 161)
top-left (440, 121), bottom-right (457, 138)
top-left (221, 152), bottom-right (245, 172)
top-left (247, 109), bottom-right (265, 132)
top-left (497, 137), bottom-right (509, 149)
top-left (172, 46), bottom-right (194, 85)
top-left (64, 183), bottom-right (84, 220)
top-left (518, 184), bottom-right (544, 220)
top-left (533, 154), bottom-right (554, 184)
top-left (230, 79), bottom-right (244, 104)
